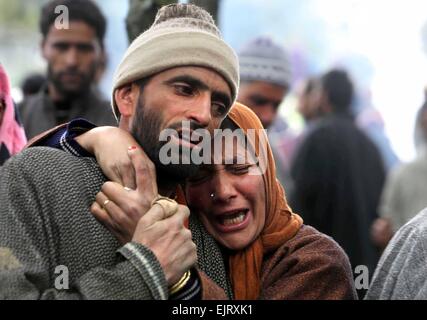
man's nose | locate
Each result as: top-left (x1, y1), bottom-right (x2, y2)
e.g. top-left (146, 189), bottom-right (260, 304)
top-left (186, 94), bottom-right (212, 128)
top-left (64, 47), bottom-right (79, 67)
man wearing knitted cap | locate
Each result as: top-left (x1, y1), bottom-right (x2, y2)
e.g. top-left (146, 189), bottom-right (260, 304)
top-left (0, 4), bottom-right (238, 300)
top-left (237, 36), bottom-right (297, 192)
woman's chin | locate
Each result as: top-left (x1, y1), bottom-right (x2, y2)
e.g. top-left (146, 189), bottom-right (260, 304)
top-left (216, 234), bottom-right (254, 251)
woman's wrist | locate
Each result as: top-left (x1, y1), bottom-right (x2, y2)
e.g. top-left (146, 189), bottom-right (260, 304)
top-left (74, 126), bottom-right (119, 155)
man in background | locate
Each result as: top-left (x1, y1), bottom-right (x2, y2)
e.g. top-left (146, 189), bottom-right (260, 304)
top-left (290, 70), bottom-right (386, 298)
top-left (19, 0), bottom-right (116, 139)
top-left (371, 100), bottom-right (427, 250)
top-left (236, 36), bottom-right (298, 192)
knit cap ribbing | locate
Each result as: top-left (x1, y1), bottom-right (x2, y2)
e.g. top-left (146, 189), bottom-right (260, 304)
top-left (239, 36), bottom-right (292, 88)
top-left (151, 4), bottom-right (221, 37)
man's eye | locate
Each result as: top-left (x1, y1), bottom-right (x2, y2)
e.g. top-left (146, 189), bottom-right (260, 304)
top-left (174, 84), bottom-right (194, 96)
top-left (250, 96), bottom-right (269, 106)
top-left (76, 44), bottom-right (95, 53)
top-left (212, 102), bottom-right (227, 117)
top-left (53, 43), bottom-right (69, 51)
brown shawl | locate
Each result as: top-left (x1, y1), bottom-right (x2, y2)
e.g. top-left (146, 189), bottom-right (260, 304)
top-left (226, 103), bottom-right (303, 300)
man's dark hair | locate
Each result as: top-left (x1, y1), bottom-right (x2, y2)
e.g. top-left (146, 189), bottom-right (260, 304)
top-left (40, 0), bottom-right (107, 48)
top-left (321, 69), bottom-right (354, 113)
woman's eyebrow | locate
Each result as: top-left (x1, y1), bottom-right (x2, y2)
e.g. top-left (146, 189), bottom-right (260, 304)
top-left (224, 155), bottom-right (248, 165)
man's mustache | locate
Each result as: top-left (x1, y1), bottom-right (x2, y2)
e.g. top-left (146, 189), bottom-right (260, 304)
top-left (57, 69), bottom-right (86, 79)
top-left (166, 120), bottom-right (205, 132)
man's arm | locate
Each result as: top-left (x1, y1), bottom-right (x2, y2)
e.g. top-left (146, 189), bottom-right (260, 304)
top-left (27, 118), bottom-right (96, 158)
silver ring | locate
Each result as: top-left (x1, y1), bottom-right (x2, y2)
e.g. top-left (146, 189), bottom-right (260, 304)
top-left (124, 187), bottom-right (132, 192)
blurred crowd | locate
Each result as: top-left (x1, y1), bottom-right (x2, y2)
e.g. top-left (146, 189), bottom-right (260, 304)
top-left (1, 0), bottom-right (427, 300)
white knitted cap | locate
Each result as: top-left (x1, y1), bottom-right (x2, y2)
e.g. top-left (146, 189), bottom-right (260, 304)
top-left (112, 4), bottom-right (239, 120)
top-left (239, 36), bottom-right (292, 88)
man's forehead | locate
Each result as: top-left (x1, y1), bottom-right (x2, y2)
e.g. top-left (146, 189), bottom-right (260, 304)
top-left (158, 66), bottom-right (225, 82)
top-left (46, 20), bottom-right (98, 43)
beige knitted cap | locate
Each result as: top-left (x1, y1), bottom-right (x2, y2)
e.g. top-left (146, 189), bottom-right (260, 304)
top-left (112, 3), bottom-right (239, 120)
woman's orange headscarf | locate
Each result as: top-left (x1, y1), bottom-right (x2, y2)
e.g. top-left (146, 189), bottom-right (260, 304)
top-left (226, 103), bottom-right (303, 300)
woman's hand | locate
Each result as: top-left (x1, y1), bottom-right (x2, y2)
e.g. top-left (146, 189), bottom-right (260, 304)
top-left (76, 126), bottom-right (139, 189)
top-left (91, 147), bottom-right (158, 244)
top-left (90, 148), bottom-right (197, 284)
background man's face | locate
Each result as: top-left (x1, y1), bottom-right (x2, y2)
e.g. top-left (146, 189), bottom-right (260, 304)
top-left (42, 20), bottom-right (102, 98)
top-left (238, 81), bottom-right (288, 129)
top-left (130, 66), bottom-right (232, 182)
top-left (297, 80), bottom-right (322, 122)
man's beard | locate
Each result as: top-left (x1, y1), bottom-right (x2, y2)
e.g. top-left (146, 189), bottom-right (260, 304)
top-left (47, 63), bottom-right (96, 99)
top-left (130, 99), bottom-right (201, 185)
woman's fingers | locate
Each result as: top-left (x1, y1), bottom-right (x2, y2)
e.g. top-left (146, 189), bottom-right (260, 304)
top-left (128, 147), bottom-right (158, 198)
top-left (120, 160), bottom-right (137, 190)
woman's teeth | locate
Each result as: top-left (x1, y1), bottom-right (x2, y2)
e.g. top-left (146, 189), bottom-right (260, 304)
top-left (220, 211), bottom-right (247, 226)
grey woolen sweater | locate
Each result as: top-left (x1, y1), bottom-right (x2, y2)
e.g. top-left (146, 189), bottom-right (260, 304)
top-left (365, 208), bottom-right (427, 300)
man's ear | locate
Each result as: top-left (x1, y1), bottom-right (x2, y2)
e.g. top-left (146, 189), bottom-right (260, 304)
top-left (114, 83), bottom-right (139, 118)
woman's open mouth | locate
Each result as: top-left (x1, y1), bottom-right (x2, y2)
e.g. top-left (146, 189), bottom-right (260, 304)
top-left (215, 209), bottom-right (250, 232)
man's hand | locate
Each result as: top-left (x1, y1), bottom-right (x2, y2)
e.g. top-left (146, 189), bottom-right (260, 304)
top-left (132, 204), bottom-right (197, 286)
top-left (90, 146), bottom-right (196, 286)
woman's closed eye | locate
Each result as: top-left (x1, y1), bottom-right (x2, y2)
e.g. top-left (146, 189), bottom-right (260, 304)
top-left (228, 164), bottom-right (253, 175)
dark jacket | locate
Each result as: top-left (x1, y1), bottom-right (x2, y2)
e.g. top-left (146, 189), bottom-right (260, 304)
top-left (18, 86), bottom-right (117, 139)
top-left (290, 114), bottom-right (385, 278)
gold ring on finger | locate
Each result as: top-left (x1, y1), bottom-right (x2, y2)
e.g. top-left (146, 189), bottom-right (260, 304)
top-left (102, 199), bottom-right (111, 209)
